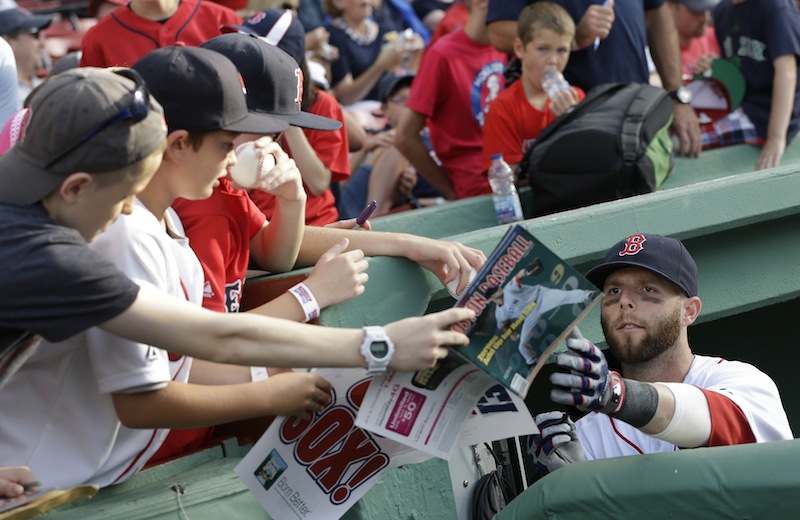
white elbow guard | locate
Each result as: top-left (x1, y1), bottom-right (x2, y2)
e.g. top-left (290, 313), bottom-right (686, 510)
top-left (649, 383), bottom-right (711, 448)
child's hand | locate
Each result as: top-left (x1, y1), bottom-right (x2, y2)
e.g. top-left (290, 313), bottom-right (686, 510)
top-left (258, 372), bottom-right (332, 420)
top-left (549, 87), bottom-right (581, 117)
top-left (688, 53), bottom-right (716, 76)
top-left (0, 466), bottom-right (37, 498)
top-left (251, 137), bottom-right (305, 203)
top-left (756, 136), bottom-right (786, 171)
top-left (303, 238), bottom-right (369, 308)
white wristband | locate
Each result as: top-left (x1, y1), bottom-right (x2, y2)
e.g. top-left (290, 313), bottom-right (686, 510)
top-left (250, 366), bottom-right (269, 382)
top-left (288, 282), bottom-right (321, 322)
top-left (649, 383), bottom-right (711, 448)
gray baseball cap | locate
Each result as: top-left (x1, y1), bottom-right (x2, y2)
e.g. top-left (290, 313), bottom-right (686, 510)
top-left (0, 67), bottom-right (168, 205)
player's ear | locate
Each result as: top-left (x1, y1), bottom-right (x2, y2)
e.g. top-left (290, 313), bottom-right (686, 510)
top-left (682, 296), bottom-right (702, 326)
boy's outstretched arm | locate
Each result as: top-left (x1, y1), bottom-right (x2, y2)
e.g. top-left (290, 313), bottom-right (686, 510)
top-left (100, 287), bottom-right (475, 371)
top-left (296, 226), bottom-right (486, 299)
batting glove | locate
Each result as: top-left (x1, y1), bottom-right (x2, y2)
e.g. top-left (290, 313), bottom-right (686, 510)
top-left (549, 327), bottom-right (626, 414)
top-left (529, 411), bottom-right (585, 474)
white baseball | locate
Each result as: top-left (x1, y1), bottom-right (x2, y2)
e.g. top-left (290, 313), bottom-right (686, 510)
top-left (447, 267), bottom-right (477, 299)
top-left (229, 142), bottom-right (276, 189)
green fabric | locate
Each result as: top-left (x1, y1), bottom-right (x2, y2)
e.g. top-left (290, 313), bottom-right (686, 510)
top-left (647, 114), bottom-right (675, 190)
top-left (495, 439), bottom-right (800, 520)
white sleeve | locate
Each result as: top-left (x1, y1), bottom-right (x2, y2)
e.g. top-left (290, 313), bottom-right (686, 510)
top-left (86, 217), bottom-right (175, 394)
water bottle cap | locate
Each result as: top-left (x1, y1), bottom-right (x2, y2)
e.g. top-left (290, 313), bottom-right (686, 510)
top-left (491, 153), bottom-right (503, 161)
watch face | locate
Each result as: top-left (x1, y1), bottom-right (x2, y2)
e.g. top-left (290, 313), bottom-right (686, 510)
top-left (676, 86), bottom-right (692, 104)
top-left (370, 341), bottom-right (390, 360)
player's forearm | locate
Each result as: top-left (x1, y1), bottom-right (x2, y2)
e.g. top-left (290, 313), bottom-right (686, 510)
top-left (645, 5), bottom-right (683, 92)
top-left (252, 197), bottom-right (306, 273)
top-left (616, 380), bottom-right (712, 448)
top-left (284, 126), bottom-right (332, 196)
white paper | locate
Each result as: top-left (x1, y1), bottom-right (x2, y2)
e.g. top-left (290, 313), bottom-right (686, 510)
top-left (235, 368), bottom-right (430, 520)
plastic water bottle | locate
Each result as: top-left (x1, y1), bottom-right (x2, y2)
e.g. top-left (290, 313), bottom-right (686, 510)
top-left (541, 69), bottom-right (570, 99)
top-left (488, 154), bottom-right (523, 224)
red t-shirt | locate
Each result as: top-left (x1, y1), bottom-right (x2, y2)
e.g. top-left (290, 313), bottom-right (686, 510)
top-left (80, 0), bottom-right (241, 67)
top-left (482, 79), bottom-right (585, 172)
top-left (681, 26), bottom-right (721, 81)
top-left (172, 179), bottom-right (266, 314)
top-left (406, 29), bottom-right (507, 199)
top-left (250, 90), bottom-right (350, 226)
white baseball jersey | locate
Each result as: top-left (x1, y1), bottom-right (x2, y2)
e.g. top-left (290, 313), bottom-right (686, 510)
top-left (0, 201), bottom-right (204, 489)
top-left (576, 355), bottom-right (793, 459)
top-left (494, 279), bottom-right (595, 365)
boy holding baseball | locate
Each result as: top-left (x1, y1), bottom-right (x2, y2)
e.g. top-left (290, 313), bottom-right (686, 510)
top-left (0, 50), bottom-right (479, 492)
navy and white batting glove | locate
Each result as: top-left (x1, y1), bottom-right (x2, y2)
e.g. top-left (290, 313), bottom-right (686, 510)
top-left (549, 327), bottom-right (626, 414)
top-left (529, 411), bottom-right (585, 474)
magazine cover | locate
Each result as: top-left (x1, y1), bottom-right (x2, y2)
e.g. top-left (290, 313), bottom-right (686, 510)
top-left (451, 225), bottom-right (601, 397)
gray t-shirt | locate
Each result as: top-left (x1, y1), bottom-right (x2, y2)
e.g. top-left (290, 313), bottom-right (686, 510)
top-left (0, 202), bottom-right (139, 347)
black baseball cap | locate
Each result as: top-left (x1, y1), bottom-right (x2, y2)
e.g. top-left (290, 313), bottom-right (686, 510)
top-left (132, 45), bottom-right (288, 134)
top-left (201, 33), bottom-right (341, 131)
top-left (0, 67), bottom-right (167, 205)
top-left (377, 71), bottom-right (415, 103)
top-left (222, 9), bottom-right (306, 66)
top-left (0, 8), bottom-right (51, 36)
top-left (586, 233), bottom-right (698, 297)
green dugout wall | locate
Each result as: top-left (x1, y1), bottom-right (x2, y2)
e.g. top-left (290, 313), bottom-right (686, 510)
top-left (56, 149), bottom-right (800, 519)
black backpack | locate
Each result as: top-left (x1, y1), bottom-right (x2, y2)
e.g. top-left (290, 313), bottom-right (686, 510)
top-left (518, 82), bottom-right (675, 217)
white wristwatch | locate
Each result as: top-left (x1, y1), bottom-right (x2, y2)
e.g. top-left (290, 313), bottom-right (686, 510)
top-left (360, 326), bottom-right (395, 375)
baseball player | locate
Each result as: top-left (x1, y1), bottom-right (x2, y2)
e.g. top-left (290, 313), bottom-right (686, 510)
top-left (531, 233), bottom-right (793, 473)
top-left (488, 259), bottom-right (596, 366)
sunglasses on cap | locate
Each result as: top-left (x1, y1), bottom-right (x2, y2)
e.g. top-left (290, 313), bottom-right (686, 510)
top-left (46, 68), bottom-right (151, 168)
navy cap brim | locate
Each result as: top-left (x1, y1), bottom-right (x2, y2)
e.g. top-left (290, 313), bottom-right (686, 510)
top-left (221, 111), bottom-right (289, 134)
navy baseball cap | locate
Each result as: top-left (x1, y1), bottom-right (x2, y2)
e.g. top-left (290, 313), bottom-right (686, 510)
top-left (667, 0), bottom-right (718, 13)
top-left (132, 45), bottom-right (288, 134)
top-left (586, 233), bottom-right (698, 297)
top-left (222, 9), bottom-right (306, 66)
top-left (377, 71), bottom-right (415, 103)
top-left (0, 8), bottom-right (51, 36)
top-left (201, 33), bottom-right (341, 131)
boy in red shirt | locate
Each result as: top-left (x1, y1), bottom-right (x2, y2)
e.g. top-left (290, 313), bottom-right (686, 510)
top-left (481, 2), bottom-right (584, 174)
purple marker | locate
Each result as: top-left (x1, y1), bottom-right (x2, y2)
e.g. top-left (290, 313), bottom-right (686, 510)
top-left (355, 200), bottom-right (377, 229)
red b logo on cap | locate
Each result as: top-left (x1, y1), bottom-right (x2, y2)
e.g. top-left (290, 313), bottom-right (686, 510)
top-left (619, 234), bottom-right (646, 256)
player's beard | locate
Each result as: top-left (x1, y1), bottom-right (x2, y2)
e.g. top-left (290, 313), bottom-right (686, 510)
top-left (601, 303), bottom-right (682, 364)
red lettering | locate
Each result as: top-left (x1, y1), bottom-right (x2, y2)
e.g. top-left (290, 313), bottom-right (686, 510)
top-left (619, 234), bottom-right (647, 256)
top-left (347, 378), bottom-right (371, 409)
top-left (295, 408), bottom-right (353, 465)
top-left (330, 450), bottom-right (390, 504)
top-left (308, 428), bottom-right (384, 493)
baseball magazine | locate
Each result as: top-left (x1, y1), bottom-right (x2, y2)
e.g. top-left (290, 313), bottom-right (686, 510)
top-left (451, 225), bottom-right (601, 398)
